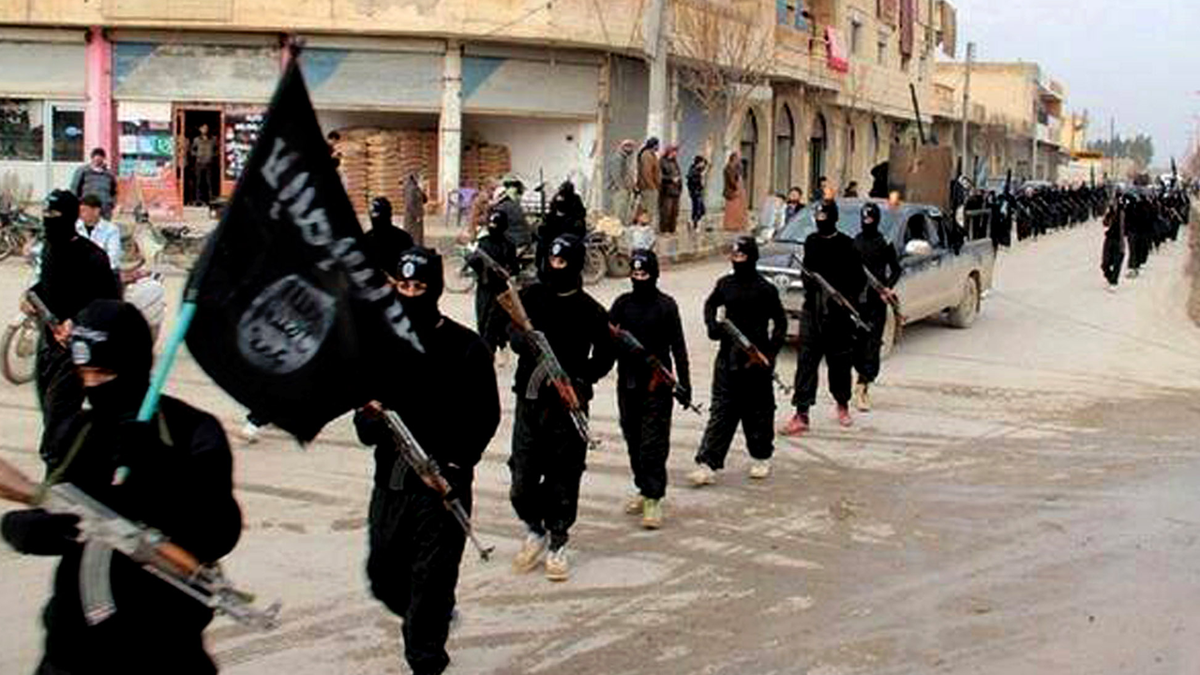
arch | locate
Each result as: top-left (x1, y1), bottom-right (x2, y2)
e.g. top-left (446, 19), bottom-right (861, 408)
top-left (808, 112), bottom-right (828, 200)
top-left (774, 104), bottom-right (796, 195)
top-left (870, 119), bottom-right (881, 165)
top-left (740, 109), bottom-right (759, 208)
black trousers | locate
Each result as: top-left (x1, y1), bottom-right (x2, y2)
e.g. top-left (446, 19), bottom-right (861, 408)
top-left (35, 336), bottom-right (84, 463)
top-left (509, 398), bottom-right (588, 550)
top-left (617, 385), bottom-right (673, 500)
top-left (792, 309), bottom-right (854, 412)
top-left (695, 357), bottom-right (775, 469)
top-left (853, 300), bottom-right (887, 385)
top-left (689, 190), bottom-right (706, 227)
top-left (367, 469), bottom-right (468, 675)
top-left (1101, 234), bottom-right (1124, 285)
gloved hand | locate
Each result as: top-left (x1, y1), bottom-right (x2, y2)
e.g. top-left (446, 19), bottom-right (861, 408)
top-left (441, 463), bottom-right (473, 501)
top-left (2, 509), bottom-right (81, 556)
top-left (676, 386), bottom-right (693, 410)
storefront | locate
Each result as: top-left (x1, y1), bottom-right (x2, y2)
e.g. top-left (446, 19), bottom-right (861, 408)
top-left (0, 29), bottom-right (87, 202)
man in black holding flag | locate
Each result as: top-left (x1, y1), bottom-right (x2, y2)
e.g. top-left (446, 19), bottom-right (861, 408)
top-left (509, 234), bottom-right (614, 582)
top-left (355, 247), bottom-right (500, 675)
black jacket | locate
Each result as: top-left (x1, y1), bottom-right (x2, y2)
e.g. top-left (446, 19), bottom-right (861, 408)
top-left (803, 231), bottom-right (867, 320)
top-left (354, 318), bottom-right (500, 491)
top-left (2, 396), bottom-right (241, 675)
top-left (363, 224), bottom-right (415, 276)
top-left (511, 283), bottom-right (615, 404)
top-left (853, 230), bottom-right (903, 291)
top-left (610, 288), bottom-right (690, 394)
top-left (32, 236), bottom-right (121, 324)
top-left (704, 272), bottom-right (787, 371)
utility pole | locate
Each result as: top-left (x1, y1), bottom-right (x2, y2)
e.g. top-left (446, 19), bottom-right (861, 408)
top-left (644, 0), bottom-right (669, 142)
top-left (960, 42), bottom-right (975, 182)
top-left (1109, 116), bottom-right (1116, 180)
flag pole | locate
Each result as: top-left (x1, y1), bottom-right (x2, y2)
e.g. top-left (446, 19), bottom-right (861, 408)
top-left (137, 38), bottom-right (304, 423)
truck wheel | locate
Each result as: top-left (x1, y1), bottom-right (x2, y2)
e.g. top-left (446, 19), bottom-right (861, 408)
top-left (947, 275), bottom-right (980, 328)
top-left (606, 252), bottom-right (631, 278)
top-left (880, 305), bottom-right (898, 360)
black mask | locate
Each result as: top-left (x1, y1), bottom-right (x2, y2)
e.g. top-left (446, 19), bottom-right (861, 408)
top-left (816, 201), bottom-right (839, 236)
top-left (541, 235), bottom-right (585, 294)
top-left (544, 265), bottom-right (581, 294)
top-left (85, 376), bottom-right (147, 420)
top-left (44, 190), bottom-right (80, 246)
top-left (632, 277), bottom-right (657, 297)
top-left (394, 247), bottom-right (444, 335)
top-left (398, 292), bottom-right (440, 336)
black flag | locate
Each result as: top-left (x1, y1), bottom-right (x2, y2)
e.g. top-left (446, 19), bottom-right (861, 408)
top-left (185, 60), bottom-right (424, 442)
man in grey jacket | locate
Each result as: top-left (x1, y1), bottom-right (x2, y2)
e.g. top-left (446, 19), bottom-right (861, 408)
top-left (70, 148), bottom-right (117, 219)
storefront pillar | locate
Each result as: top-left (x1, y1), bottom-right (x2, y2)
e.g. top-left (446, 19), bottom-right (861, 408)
top-left (439, 40), bottom-right (463, 217)
top-left (84, 27), bottom-right (115, 160)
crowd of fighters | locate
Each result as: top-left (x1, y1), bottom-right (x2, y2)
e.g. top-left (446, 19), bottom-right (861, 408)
top-left (1, 176), bottom-right (1192, 675)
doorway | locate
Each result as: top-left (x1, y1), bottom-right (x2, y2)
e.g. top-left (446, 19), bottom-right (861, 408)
top-left (740, 110), bottom-right (758, 209)
top-left (808, 113), bottom-right (827, 200)
top-left (175, 108), bottom-right (223, 207)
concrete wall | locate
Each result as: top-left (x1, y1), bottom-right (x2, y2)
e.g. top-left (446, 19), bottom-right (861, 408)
top-left (464, 115), bottom-right (598, 202)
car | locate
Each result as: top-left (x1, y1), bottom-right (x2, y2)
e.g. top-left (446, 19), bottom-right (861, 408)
top-left (757, 198), bottom-right (997, 357)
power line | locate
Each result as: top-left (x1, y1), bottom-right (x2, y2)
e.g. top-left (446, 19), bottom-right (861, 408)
top-left (480, 1), bottom-right (555, 38)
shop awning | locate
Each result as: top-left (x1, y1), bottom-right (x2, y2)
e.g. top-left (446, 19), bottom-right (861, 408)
top-left (0, 41), bottom-right (85, 98)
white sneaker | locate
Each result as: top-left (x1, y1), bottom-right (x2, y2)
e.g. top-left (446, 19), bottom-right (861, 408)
top-left (238, 421), bottom-right (261, 444)
top-left (545, 547), bottom-right (570, 582)
top-left (512, 532), bottom-right (547, 573)
top-left (749, 459), bottom-right (771, 480)
top-left (688, 463), bottom-right (717, 487)
top-left (624, 494), bottom-right (645, 515)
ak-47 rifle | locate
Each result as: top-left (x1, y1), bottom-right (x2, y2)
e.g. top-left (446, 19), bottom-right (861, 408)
top-left (717, 318), bottom-right (793, 395)
top-left (471, 247), bottom-right (591, 445)
top-left (379, 409), bottom-right (495, 560)
top-left (863, 266), bottom-right (905, 328)
top-left (25, 290), bottom-right (59, 329)
top-left (608, 324), bottom-right (702, 416)
top-left (789, 253), bottom-right (872, 332)
top-left (0, 457), bottom-right (279, 630)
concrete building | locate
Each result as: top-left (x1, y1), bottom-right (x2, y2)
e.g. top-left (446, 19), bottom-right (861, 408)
top-left (0, 0), bottom-right (1024, 223)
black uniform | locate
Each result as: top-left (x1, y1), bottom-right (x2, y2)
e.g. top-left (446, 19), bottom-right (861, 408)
top-left (2, 300), bottom-right (241, 675)
top-left (695, 237), bottom-right (787, 470)
top-left (1101, 205), bottom-right (1125, 287)
top-left (610, 250), bottom-right (690, 501)
top-left (31, 191), bottom-right (121, 460)
top-left (363, 197), bottom-right (415, 276)
top-left (792, 201), bottom-right (866, 414)
top-left (468, 211), bottom-right (518, 353)
top-left (509, 235), bottom-right (615, 551)
top-left (853, 204), bottom-right (902, 386)
top-left (535, 182), bottom-right (587, 274)
top-left (354, 247), bottom-right (500, 675)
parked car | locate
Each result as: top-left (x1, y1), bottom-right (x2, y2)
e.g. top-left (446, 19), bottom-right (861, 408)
top-left (757, 198), bottom-right (996, 357)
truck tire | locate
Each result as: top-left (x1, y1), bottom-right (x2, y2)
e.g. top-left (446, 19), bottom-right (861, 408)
top-left (947, 275), bottom-right (980, 328)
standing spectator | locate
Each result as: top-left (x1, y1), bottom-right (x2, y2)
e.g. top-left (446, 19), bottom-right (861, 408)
top-left (189, 124), bottom-right (218, 206)
top-left (636, 138), bottom-right (662, 229)
top-left (404, 172), bottom-right (428, 246)
top-left (843, 181), bottom-right (860, 198)
top-left (785, 187), bottom-right (805, 221)
top-left (687, 156), bottom-right (709, 231)
top-left (607, 139), bottom-right (638, 224)
top-left (722, 151), bottom-right (747, 231)
top-left (658, 145), bottom-right (683, 235)
top-left (76, 194), bottom-right (122, 273)
top-left (70, 148), bottom-right (117, 219)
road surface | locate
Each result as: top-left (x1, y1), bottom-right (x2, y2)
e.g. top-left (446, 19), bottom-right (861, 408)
top-left (1, 220), bottom-right (1199, 675)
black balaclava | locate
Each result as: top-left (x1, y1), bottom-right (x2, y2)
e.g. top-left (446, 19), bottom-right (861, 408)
top-left (369, 196), bottom-right (394, 231)
top-left (44, 189), bottom-right (80, 247)
top-left (629, 248), bottom-right (659, 298)
top-left (488, 209), bottom-right (509, 234)
top-left (540, 234), bottom-right (585, 294)
top-left (815, 200), bottom-right (839, 236)
top-left (860, 202), bottom-right (882, 236)
top-left (394, 247), bottom-right (444, 336)
top-left (732, 235), bottom-right (759, 280)
top-left (70, 300), bottom-right (153, 420)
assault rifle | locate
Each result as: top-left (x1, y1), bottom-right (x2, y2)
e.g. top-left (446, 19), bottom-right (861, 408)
top-left (862, 266), bottom-right (905, 330)
top-left (0, 457), bottom-right (279, 630)
top-left (788, 253), bottom-right (872, 332)
top-left (379, 409), bottom-right (495, 560)
top-left (717, 318), bottom-right (793, 395)
top-left (25, 290), bottom-right (58, 328)
top-left (472, 247), bottom-right (591, 445)
top-left (608, 324), bottom-right (702, 416)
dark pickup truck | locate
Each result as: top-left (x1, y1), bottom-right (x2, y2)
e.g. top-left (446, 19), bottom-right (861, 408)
top-left (756, 198), bottom-right (996, 355)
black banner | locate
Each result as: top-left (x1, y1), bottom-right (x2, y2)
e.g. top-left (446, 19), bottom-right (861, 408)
top-left (185, 60), bottom-right (424, 442)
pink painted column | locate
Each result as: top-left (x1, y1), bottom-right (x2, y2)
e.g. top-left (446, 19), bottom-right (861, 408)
top-left (84, 27), bottom-right (115, 160)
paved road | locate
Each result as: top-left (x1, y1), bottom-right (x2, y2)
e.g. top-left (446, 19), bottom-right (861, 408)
top-left (2, 221), bottom-right (1199, 675)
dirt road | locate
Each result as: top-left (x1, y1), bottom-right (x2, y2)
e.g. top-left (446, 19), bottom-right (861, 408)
top-left (1, 221), bottom-right (1198, 675)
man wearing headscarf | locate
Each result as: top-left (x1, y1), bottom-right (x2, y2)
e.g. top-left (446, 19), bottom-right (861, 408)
top-left (354, 248), bottom-right (500, 675)
top-left (403, 172), bottom-right (428, 246)
top-left (509, 234), bottom-right (615, 582)
top-left (3, 299), bottom-right (242, 675)
top-left (783, 200), bottom-right (866, 435)
top-left (468, 210), bottom-right (518, 354)
top-left (658, 146), bottom-right (683, 234)
top-left (851, 202), bottom-right (901, 411)
top-left (363, 196), bottom-right (414, 277)
top-left (637, 138), bottom-right (662, 229)
top-left (610, 250), bottom-right (690, 529)
top-left (687, 156), bottom-right (709, 230)
top-left (607, 139), bottom-right (638, 223)
top-left (689, 236), bottom-right (786, 486)
top-left (722, 152), bottom-right (747, 231)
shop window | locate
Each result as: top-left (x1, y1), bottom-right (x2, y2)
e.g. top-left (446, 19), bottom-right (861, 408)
top-left (51, 107), bottom-right (85, 163)
top-left (0, 99), bottom-right (45, 161)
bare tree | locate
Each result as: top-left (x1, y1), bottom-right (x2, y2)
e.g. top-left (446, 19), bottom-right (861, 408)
top-left (671, 0), bottom-right (775, 155)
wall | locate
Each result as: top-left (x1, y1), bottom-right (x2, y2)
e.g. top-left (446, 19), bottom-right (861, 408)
top-left (938, 62), bottom-right (1037, 133)
top-left (607, 56), bottom-right (649, 152)
top-left (464, 115), bottom-right (598, 202)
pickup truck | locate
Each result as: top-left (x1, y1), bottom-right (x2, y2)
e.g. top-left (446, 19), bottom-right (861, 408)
top-left (757, 198), bottom-right (996, 356)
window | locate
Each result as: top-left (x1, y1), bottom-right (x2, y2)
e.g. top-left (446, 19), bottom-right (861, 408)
top-left (0, 99), bottom-right (45, 161)
top-left (51, 107), bottom-right (84, 163)
top-left (901, 54), bottom-right (912, 72)
top-left (917, 55), bottom-right (927, 82)
top-left (850, 20), bottom-right (863, 56)
top-left (877, 37), bottom-right (888, 66)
